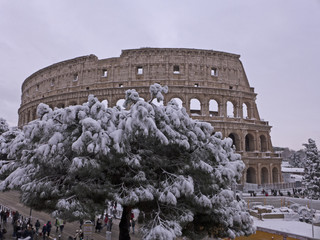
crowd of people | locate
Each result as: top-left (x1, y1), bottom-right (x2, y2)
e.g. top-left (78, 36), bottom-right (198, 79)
top-left (0, 202), bottom-right (137, 240)
top-left (0, 204), bottom-right (67, 240)
top-left (259, 188), bottom-right (306, 198)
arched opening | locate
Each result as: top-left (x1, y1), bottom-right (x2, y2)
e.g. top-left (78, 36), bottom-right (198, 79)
top-left (245, 133), bottom-right (255, 151)
top-left (116, 99), bottom-right (126, 109)
top-left (227, 101), bottom-right (235, 117)
top-left (228, 133), bottom-right (240, 151)
top-left (101, 99), bottom-right (108, 108)
top-left (69, 101), bottom-right (77, 106)
top-left (209, 99), bottom-right (219, 117)
top-left (190, 98), bottom-right (201, 116)
top-left (261, 167), bottom-right (269, 184)
top-left (260, 135), bottom-right (267, 152)
top-left (170, 98), bottom-right (183, 109)
top-left (272, 167), bottom-right (279, 183)
top-left (243, 103), bottom-right (248, 119)
top-left (246, 167), bottom-right (256, 184)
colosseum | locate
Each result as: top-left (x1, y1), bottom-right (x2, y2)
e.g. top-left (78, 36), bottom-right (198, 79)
top-left (18, 47), bottom-right (282, 185)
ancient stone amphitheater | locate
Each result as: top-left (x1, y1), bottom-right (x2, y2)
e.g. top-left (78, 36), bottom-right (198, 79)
top-left (18, 48), bottom-right (282, 185)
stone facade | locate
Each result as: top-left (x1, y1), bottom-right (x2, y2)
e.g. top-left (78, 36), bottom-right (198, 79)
top-left (18, 48), bottom-right (282, 184)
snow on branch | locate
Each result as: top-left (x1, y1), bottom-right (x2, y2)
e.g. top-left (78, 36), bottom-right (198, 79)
top-left (0, 83), bottom-right (254, 239)
top-left (149, 83), bottom-right (168, 103)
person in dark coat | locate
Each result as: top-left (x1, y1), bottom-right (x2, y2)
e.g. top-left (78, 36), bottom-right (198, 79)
top-left (95, 218), bottom-right (102, 233)
top-left (42, 224), bottom-right (47, 240)
top-left (35, 220), bottom-right (40, 234)
top-left (46, 221), bottom-right (52, 238)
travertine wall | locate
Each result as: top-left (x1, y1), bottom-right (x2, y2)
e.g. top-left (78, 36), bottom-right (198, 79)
top-left (18, 48), bottom-right (282, 184)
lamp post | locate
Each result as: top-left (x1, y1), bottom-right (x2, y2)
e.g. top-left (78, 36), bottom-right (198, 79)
top-left (311, 198), bottom-right (314, 238)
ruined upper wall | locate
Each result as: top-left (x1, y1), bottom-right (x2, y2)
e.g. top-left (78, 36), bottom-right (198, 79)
top-left (20, 48), bottom-right (253, 103)
top-left (19, 48), bottom-right (262, 129)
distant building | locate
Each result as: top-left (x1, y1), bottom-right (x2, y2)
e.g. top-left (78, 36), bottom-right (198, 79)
top-left (18, 48), bottom-right (282, 184)
top-left (281, 161), bottom-right (304, 183)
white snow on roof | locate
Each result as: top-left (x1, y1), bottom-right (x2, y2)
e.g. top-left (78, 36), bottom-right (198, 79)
top-left (254, 218), bottom-right (320, 239)
top-left (281, 167), bottom-right (304, 173)
top-left (281, 161), bottom-right (292, 167)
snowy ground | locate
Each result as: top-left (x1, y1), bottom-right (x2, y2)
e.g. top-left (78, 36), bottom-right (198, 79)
top-left (253, 218), bottom-right (320, 239)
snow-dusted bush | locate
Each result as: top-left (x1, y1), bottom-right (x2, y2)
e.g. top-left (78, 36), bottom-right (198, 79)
top-left (0, 84), bottom-right (255, 239)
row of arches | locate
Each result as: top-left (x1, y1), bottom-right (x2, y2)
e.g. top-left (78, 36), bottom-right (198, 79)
top-left (109, 97), bottom-right (254, 119)
top-left (246, 167), bottom-right (279, 184)
top-left (176, 97), bottom-right (253, 119)
top-left (19, 95), bottom-right (256, 130)
top-left (228, 132), bottom-right (268, 152)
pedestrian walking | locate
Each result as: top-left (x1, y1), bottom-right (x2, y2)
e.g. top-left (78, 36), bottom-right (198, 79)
top-left (60, 220), bottom-right (65, 233)
top-left (35, 219), bottom-right (40, 234)
top-left (95, 218), bottom-right (102, 233)
top-left (106, 217), bottom-right (113, 232)
top-left (42, 224), bottom-right (47, 240)
top-left (55, 218), bottom-right (60, 232)
top-left (46, 221), bottom-right (52, 238)
top-left (103, 215), bottom-right (108, 228)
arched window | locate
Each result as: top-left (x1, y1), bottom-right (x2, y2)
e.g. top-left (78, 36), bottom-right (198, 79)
top-left (260, 135), bottom-right (267, 152)
top-left (227, 101), bottom-right (235, 117)
top-left (261, 167), bottom-right (269, 184)
top-left (243, 103), bottom-right (248, 119)
top-left (190, 98), bottom-right (201, 116)
top-left (246, 167), bottom-right (256, 184)
top-left (245, 133), bottom-right (255, 151)
top-left (209, 99), bottom-right (219, 117)
top-left (272, 167), bottom-right (279, 183)
top-left (101, 100), bottom-right (108, 108)
top-left (116, 99), bottom-right (126, 109)
top-left (228, 133), bottom-right (240, 151)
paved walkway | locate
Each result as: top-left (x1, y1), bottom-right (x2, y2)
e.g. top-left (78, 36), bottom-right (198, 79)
top-left (0, 190), bottom-right (140, 240)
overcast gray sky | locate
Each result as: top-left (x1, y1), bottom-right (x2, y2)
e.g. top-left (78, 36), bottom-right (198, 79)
top-left (0, 0), bottom-right (319, 150)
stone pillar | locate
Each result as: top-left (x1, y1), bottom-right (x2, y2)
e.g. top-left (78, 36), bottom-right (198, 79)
top-left (257, 163), bottom-right (261, 185)
top-left (239, 102), bottom-right (243, 119)
top-left (221, 98), bottom-right (227, 118)
top-left (242, 168), bottom-right (247, 184)
top-left (254, 130), bottom-right (259, 152)
top-left (184, 96), bottom-right (189, 113)
top-left (270, 163), bottom-right (273, 184)
top-left (249, 105), bottom-right (254, 119)
top-left (202, 99), bottom-right (209, 116)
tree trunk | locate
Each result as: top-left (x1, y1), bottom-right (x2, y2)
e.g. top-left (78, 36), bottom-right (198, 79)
top-left (119, 205), bottom-right (131, 240)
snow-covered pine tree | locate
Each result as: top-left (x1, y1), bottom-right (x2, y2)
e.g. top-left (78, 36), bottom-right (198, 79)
top-left (0, 118), bottom-right (9, 135)
top-left (0, 84), bottom-right (255, 239)
top-left (303, 138), bottom-right (320, 200)
top-left (289, 152), bottom-right (303, 168)
top-left (0, 118), bottom-right (22, 173)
